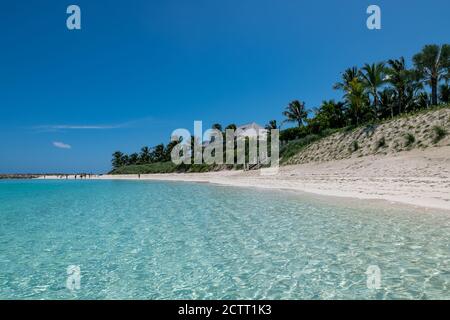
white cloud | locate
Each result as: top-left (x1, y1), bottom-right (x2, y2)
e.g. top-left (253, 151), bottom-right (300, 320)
top-left (53, 141), bottom-right (72, 149)
top-left (32, 117), bottom-right (167, 132)
top-left (37, 124), bottom-right (123, 131)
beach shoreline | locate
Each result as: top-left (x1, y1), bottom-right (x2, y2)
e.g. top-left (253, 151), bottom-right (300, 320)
top-left (37, 146), bottom-right (450, 211)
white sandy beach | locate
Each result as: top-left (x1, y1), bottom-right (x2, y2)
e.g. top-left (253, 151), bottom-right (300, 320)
top-left (40, 146), bottom-right (450, 211)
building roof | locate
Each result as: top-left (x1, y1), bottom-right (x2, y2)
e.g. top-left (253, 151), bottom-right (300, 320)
top-left (235, 122), bottom-right (267, 137)
top-left (236, 122), bottom-right (265, 131)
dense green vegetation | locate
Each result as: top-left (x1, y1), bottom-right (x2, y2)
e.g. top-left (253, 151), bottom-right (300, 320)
top-left (111, 162), bottom-right (177, 174)
top-left (111, 44), bottom-right (450, 174)
top-left (110, 161), bottom-right (229, 175)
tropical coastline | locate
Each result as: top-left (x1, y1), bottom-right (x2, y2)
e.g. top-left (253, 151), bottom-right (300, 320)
top-left (38, 144), bottom-right (450, 211)
top-left (2, 2), bottom-right (450, 301)
top-left (39, 105), bottom-right (450, 211)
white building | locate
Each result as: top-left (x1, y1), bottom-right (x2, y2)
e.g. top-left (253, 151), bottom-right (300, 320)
top-left (234, 122), bottom-right (268, 140)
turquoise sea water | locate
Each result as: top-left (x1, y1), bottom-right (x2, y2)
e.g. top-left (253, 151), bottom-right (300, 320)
top-left (0, 180), bottom-right (449, 300)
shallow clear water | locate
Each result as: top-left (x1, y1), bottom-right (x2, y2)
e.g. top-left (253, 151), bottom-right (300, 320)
top-left (0, 180), bottom-right (449, 299)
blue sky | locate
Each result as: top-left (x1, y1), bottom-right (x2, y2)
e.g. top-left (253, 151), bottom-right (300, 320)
top-left (0, 0), bottom-right (449, 173)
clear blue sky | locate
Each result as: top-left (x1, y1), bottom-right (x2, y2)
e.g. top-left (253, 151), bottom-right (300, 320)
top-left (0, 0), bottom-right (449, 173)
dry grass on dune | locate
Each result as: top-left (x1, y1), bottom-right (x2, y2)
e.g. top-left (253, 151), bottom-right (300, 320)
top-left (285, 107), bottom-right (450, 165)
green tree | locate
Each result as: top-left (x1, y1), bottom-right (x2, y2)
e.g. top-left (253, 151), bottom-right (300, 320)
top-left (112, 151), bottom-right (126, 169)
top-left (211, 123), bottom-right (223, 132)
top-left (122, 154), bottom-right (129, 166)
top-left (151, 144), bottom-right (165, 163)
top-left (314, 100), bottom-right (346, 129)
top-left (333, 67), bottom-right (361, 93)
top-left (283, 100), bottom-right (308, 127)
top-left (128, 153), bottom-right (139, 165)
top-left (413, 44), bottom-right (450, 106)
top-left (416, 92), bottom-right (430, 110)
top-left (265, 120), bottom-right (278, 130)
top-left (139, 146), bottom-right (151, 164)
top-left (344, 78), bottom-right (370, 125)
top-left (361, 62), bottom-right (386, 118)
top-left (164, 140), bottom-right (179, 162)
top-left (386, 57), bottom-right (411, 115)
top-left (379, 88), bottom-right (396, 119)
top-left (405, 72), bottom-right (425, 111)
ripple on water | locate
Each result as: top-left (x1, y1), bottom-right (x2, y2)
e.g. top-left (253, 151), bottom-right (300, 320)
top-left (0, 179), bottom-right (449, 299)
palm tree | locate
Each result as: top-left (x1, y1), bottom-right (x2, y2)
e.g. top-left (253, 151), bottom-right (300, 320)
top-left (265, 120), bottom-right (278, 130)
top-left (361, 62), bottom-right (386, 118)
top-left (128, 153), bottom-right (139, 165)
top-left (283, 100), bottom-right (308, 127)
top-left (416, 92), bottom-right (430, 110)
top-left (344, 78), bottom-right (369, 125)
top-left (379, 88), bottom-right (396, 119)
top-left (315, 100), bottom-right (346, 129)
top-left (112, 151), bottom-right (126, 169)
top-left (333, 67), bottom-right (365, 121)
top-left (225, 124), bottom-right (237, 131)
top-left (386, 57), bottom-right (410, 115)
top-left (333, 67), bottom-right (361, 92)
top-left (139, 146), bottom-right (151, 164)
top-left (413, 44), bottom-right (450, 106)
top-left (122, 154), bottom-right (129, 166)
top-left (164, 140), bottom-right (179, 162)
top-left (152, 144), bottom-right (165, 163)
top-left (405, 74), bottom-right (425, 111)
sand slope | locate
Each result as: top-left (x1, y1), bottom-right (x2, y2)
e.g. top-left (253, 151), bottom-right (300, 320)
top-left (286, 108), bottom-right (450, 164)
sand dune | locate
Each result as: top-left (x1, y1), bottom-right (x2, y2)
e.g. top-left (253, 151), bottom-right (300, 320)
top-left (287, 107), bottom-right (450, 164)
